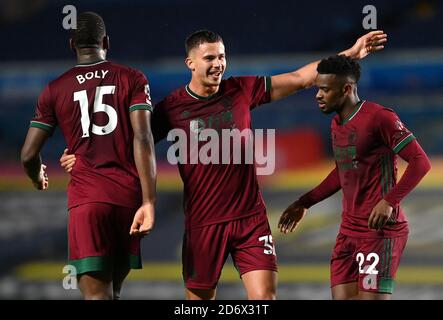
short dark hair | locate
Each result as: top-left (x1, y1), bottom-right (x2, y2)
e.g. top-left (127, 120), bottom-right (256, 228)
top-left (317, 55), bottom-right (361, 83)
top-left (71, 12), bottom-right (106, 49)
top-left (185, 30), bottom-right (223, 56)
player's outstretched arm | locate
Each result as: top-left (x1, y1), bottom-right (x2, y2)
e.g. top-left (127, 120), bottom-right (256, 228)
top-left (21, 127), bottom-right (50, 190)
top-left (270, 30), bottom-right (387, 101)
top-left (129, 110), bottom-right (157, 237)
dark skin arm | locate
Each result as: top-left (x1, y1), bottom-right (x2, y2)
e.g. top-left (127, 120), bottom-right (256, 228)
top-left (128, 110), bottom-right (157, 237)
top-left (21, 127), bottom-right (50, 190)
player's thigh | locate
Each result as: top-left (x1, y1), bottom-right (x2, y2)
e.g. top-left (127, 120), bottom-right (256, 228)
top-left (356, 236), bottom-right (408, 295)
top-left (182, 223), bottom-right (230, 291)
top-left (330, 233), bottom-right (359, 299)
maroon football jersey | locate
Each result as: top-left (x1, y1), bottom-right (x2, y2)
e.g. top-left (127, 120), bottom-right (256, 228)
top-left (152, 76), bottom-right (272, 229)
top-left (31, 60), bottom-right (152, 209)
top-left (331, 100), bottom-right (414, 238)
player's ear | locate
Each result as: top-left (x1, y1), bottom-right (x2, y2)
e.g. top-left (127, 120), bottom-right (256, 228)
top-left (185, 57), bottom-right (195, 71)
top-left (343, 83), bottom-right (352, 96)
top-left (69, 38), bottom-right (76, 52)
top-left (103, 35), bottom-right (110, 50)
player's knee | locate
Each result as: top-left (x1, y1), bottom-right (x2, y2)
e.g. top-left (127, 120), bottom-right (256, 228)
top-left (186, 288), bottom-right (216, 300)
top-left (81, 283), bottom-right (113, 300)
top-left (84, 292), bottom-right (112, 300)
top-left (248, 288), bottom-right (276, 300)
top-left (332, 292), bottom-right (355, 300)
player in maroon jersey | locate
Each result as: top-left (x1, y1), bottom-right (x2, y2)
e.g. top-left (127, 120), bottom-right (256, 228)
top-left (62, 29), bottom-right (387, 300)
top-left (20, 12), bottom-right (157, 299)
top-left (278, 55), bottom-right (431, 299)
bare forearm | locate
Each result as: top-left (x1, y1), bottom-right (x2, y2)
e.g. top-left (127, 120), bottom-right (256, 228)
top-left (339, 48), bottom-right (359, 59)
top-left (21, 127), bottom-right (49, 184)
top-left (133, 135), bottom-right (157, 204)
top-left (278, 40), bottom-right (373, 96)
top-left (290, 60), bottom-right (321, 88)
top-left (271, 47), bottom-right (361, 101)
top-left (21, 152), bottom-right (42, 183)
top-left (130, 110), bottom-right (157, 204)
top-left (270, 60), bottom-right (319, 101)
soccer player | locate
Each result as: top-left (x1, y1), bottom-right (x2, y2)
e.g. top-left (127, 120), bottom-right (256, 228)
top-left (20, 12), bottom-right (156, 300)
top-left (62, 29), bottom-right (387, 300)
top-left (278, 55), bottom-right (431, 300)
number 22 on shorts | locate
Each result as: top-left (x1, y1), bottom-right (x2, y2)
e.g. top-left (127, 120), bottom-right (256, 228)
top-left (356, 252), bottom-right (380, 290)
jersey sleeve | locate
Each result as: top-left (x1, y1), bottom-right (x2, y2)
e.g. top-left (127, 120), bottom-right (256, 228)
top-left (377, 108), bottom-right (415, 154)
top-left (30, 84), bottom-right (56, 135)
top-left (384, 139), bottom-right (431, 207)
top-left (129, 69), bottom-right (153, 113)
top-left (238, 76), bottom-right (272, 110)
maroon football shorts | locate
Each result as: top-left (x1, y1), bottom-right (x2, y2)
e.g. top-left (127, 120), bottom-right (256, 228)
top-left (182, 212), bottom-right (278, 289)
top-left (68, 202), bottom-right (142, 275)
top-left (330, 233), bottom-right (408, 294)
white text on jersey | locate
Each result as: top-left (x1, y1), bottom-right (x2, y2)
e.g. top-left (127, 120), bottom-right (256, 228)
top-left (76, 70), bottom-right (109, 84)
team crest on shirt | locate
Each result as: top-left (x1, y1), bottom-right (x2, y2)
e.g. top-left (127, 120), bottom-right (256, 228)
top-left (395, 119), bottom-right (404, 131)
top-left (181, 111), bottom-right (190, 119)
top-left (218, 96), bottom-right (233, 110)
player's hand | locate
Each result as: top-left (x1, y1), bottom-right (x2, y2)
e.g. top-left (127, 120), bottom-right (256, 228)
top-left (344, 30), bottom-right (387, 60)
top-left (60, 148), bottom-right (76, 173)
top-left (33, 164), bottom-right (49, 190)
top-left (368, 199), bottom-right (393, 230)
top-left (130, 202), bottom-right (155, 237)
top-left (278, 200), bottom-right (307, 234)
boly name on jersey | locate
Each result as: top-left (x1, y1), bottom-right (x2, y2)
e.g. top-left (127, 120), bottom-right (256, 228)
top-left (76, 70), bottom-right (109, 84)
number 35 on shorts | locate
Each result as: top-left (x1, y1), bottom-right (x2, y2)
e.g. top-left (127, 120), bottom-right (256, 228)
top-left (258, 235), bottom-right (276, 255)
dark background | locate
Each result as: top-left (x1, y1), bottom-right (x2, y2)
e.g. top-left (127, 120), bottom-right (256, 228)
top-left (0, 0), bottom-right (442, 299)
